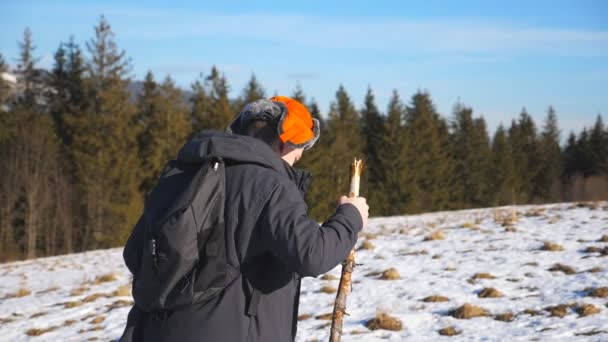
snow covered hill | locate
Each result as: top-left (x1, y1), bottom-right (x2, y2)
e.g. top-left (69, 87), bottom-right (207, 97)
top-left (1, 202), bottom-right (607, 341)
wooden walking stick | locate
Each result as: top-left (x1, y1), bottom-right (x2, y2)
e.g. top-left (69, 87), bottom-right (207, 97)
top-left (329, 158), bottom-right (364, 342)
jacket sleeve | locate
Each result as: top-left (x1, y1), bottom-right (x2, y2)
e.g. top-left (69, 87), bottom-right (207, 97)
top-left (258, 181), bottom-right (363, 277)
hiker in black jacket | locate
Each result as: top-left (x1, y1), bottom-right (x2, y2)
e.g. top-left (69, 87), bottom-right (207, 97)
top-left (120, 96), bottom-right (368, 342)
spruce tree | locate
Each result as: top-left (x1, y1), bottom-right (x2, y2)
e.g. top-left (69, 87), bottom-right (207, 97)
top-left (376, 90), bottom-right (406, 215)
top-left (359, 87), bottom-right (385, 214)
top-left (403, 91), bottom-right (451, 213)
top-left (509, 109), bottom-right (540, 203)
top-left (589, 115), bottom-right (607, 175)
top-left (0, 53), bottom-right (12, 109)
top-left (535, 106), bottom-right (562, 202)
top-left (190, 73), bottom-right (209, 133)
top-left (491, 124), bottom-right (516, 205)
top-left (16, 27), bottom-right (43, 109)
top-left (449, 103), bottom-right (491, 208)
top-left (138, 72), bottom-right (192, 194)
top-left (204, 66), bottom-right (233, 130)
top-left (68, 16), bottom-right (142, 248)
top-left (322, 85), bottom-right (363, 216)
top-left (238, 73), bottom-right (265, 108)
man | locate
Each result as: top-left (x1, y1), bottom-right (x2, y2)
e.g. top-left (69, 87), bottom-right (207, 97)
top-left (120, 96), bottom-right (368, 341)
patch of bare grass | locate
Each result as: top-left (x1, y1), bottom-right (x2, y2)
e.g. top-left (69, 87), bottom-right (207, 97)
top-left (319, 285), bottom-right (337, 294)
top-left (365, 312), bottom-right (403, 331)
top-left (111, 284), bottom-right (131, 297)
top-left (63, 319), bottom-right (77, 326)
top-left (106, 299), bottom-right (133, 312)
top-left (380, 268), bottom-right (401, 280)
top-left (4, 288), bottom-right (31, 299)
top-left (450, 303), bottom-right (489, 319)
top-left (599, 234), bottom-right (608, 242)
top-left (320, 274), bottom-right (338, 281)
top-left (548, 263), bottom-right (576, 275)
top-left (63, 300), bottom-right (83, 309)
top-left (424, 230), bottom-right (445, 241)
top-left (541, 241), bottom-right (564, 251)
top-left (545, 304), bottom-right (572, 318)
top-left (494, 312), bottom-right (514, 322)
top-left (521, 309), bottom-right (542, 316)
top-left (297, 314), bottom-right (312, 321)
top-left (25, 326), bottom-right (58, 336)
top-left (438, 326), bottom-right (461, 336)
top-left (94, 273), bottom-right (117, 284)
top-left (478, 287), bottom-right (503, 298)
top-left (314, 313), bottom-right (333, 320)
top-left (421, 295), bottom-right (449, 302)
top-left (357, 240), bottom-right (375, 251)
top-left (83, 293), bottom-right (107, 303)
top-left (576, 303), bottom-right (601, 317)
top-left (29, 312), bottom-right (48, 318)
top-left (70, 286), bottom-right (89, 296)
top-left (90, 316), bottom-right (105, 324)
top-left (588, 287), bottom-right (608, 298)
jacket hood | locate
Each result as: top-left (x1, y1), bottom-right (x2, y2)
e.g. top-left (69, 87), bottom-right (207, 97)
top-left (177, 130), bottom-right (286, 173)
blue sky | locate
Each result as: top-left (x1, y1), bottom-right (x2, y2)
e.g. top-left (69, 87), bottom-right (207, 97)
top-left (1, 0), bottom-right (607, 139)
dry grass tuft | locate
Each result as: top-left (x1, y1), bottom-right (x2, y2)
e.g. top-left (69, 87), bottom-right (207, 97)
top-left (365, 312), bottom-right (403, 331)
top-left (25, 326), bottom-right (58, 336)
top-left (63, 300), bottom-right (83, 309)
top-left (421, 295), bottom-right (449, 302)
top-left (588, 287), bottom-right (608, 298)
top-left (521, 308), bottom-right (542, 316)
top-left (94, 273), bottom-right (117, 284)
top-left (70, 286), bottom-right (89, 296)
top-left (504, 226), bottom-right (517, 232)
top-left (541, 241), bottom-right (564, 251)
top-left (380, 268), bottom-right (401, 280)
top-left (478, 287), bottom-right (503, 298)
top-left (494, 312), bottom-right (515, 322)
top-left (358, 232), bottom-right (377, 240)
top-left (438, 326), bottom-right (461, 336)
top-left (584, 246), bottom-right (603, 253)
top-left (357, 240), bottom-right (375, 251)
top-left (424, 230), bottom-right (446, 241)
top-left (587, 266), bottom-right (604, 273)
top-left (4, 288), bottom-right (31, 299)
top-left (319, 285), bottom-right (337, 294)
top-left (29, 312), bottom-right (48, 318)
top-left (548, 263), bottom-right (576, 275)
top-left (576, 303), bottom-right (601, 317)
top-left (83, 293), bottom-right (107, 303)
top-left (297, 314), bottom-right (312, 321)
top-left (314, 313), bottom-right (333, 320)
top-left (450, 303), bottom-right (489, 319)
top-left (545, 304), bottom-right (570, 318)
top-left (111, 284), bottom-right (131, 297)
top-left (462, 222), bottom-right (477, 229)
top-left (37, 286), bottom-right (59, 294)
top-left (106, 300), bottom-right (133, 312)
top-left (468, 272), bottom-right (496, 284)
top-left (63, 319), bottom-right (77, 326)
top-left (599, 234), bottom-right (608, 242)
top-left (365, 271), bottom-right (382, 277)
top-left (90, 316), bottom-right (105, 324)
top-left (320, 274), bottom-right (338, 281)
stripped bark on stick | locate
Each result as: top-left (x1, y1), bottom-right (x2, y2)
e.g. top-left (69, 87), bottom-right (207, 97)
top-left (329, 158), bottom-right (363, 342)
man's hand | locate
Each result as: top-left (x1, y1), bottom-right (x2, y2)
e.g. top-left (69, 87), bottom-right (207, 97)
top-left (339, 196), bottom-right (369, 228)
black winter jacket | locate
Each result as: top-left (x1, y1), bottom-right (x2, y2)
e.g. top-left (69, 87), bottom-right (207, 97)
top-left (119, 131), bottom-right (363, 342)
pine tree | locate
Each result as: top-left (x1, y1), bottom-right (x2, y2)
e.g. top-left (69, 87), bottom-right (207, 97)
top-left (589, 115), bottom-right (607, 175)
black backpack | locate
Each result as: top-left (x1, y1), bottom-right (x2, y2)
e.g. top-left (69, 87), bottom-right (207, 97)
top-left (123, 155), bottom-right (237, 312)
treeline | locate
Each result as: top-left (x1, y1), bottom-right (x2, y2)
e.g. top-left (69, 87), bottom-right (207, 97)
top-left (1, 17), bottom-right (607, 261)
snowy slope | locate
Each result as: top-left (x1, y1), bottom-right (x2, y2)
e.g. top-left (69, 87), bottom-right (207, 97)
top-left (0, 202), bottom-right (607, 341)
